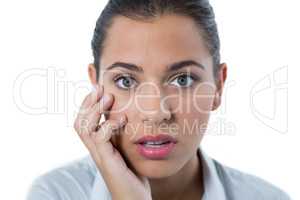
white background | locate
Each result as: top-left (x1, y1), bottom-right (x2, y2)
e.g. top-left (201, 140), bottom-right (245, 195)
top-left (0, 0), bottom-right (299, 199)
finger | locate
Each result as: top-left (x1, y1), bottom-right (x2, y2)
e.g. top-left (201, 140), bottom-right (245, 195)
top-left (78, 128), bottom-right (102, 164)
top-left (86, 93), bottom-right (114, 133)
top-left (92, 116), bottom-right (127, 147)
top-left (74, 117), bottom-right (116, 165)
top-left (79, 84), bottom-right (104, 115)
top-left (89, 117), bottom-right (127, 165)
top-left (73, 86), bottom-right (106, 134)
top-left (73, 92), bottom-right (114, 146)
top-left (74, 89), bottom-right (111, 133)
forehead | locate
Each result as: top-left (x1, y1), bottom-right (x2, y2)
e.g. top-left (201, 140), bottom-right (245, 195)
top-left (100, 14), bottom-right (212, 73)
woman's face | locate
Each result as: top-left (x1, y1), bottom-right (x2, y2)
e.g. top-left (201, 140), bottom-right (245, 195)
top-left (90, 14), bottom-right (225, 178)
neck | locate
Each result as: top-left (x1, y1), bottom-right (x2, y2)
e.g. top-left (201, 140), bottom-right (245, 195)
top-left (149, 150), bottom-right (203, 200)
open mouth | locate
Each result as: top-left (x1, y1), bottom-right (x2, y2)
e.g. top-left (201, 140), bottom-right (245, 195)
top-left (139, 141), bottom-right (173, 148)
top-left (134, 133), bottom-right (178, 159)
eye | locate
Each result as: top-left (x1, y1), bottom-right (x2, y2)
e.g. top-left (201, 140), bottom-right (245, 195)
top-left (114, 74), bottom-right (137, 89)
top-left (169, 74), bottom-right (197, 88)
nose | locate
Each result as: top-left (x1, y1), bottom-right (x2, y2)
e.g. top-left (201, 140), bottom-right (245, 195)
top-left (136, 83), bottom-right (172, 125)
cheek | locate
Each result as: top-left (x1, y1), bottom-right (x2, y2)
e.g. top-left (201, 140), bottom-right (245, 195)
top-left (173, 111), bottom-right (208, 156)
top-left (105, 92), bottom-right (138, 145)
top-left (174, 89), bottom-right (215, 139)
top-left (102, 87), bottom-right (132, 120)
top-left (176, 110), bottom-right (209, 139)
top-left (192, 83), bottom-right (216, 113)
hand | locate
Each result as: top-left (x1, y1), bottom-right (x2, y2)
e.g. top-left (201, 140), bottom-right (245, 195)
top-left (73, 84), bottom-right (152, 200)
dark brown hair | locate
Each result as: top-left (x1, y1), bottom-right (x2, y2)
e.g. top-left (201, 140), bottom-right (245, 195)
top-left (91, 0), bottom-right (220, 81)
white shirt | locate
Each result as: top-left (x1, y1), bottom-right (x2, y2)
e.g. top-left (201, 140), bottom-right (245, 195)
top-left (26, 147), bottom-right (291, 200)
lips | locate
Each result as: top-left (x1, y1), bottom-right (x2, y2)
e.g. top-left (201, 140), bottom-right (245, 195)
top-left (134, 134), bottom-right (177, 159)
top-left (134, 134), bottom-right (178, 145)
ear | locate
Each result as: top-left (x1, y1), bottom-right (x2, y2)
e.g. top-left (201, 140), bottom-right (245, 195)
top-left (88, 63), bottom-right (98, 87)
top-left (212, 63), bottom-right (227, 111)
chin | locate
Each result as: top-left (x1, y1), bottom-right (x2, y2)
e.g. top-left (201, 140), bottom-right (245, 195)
top-left (133, 159), bottom-right (181, 179)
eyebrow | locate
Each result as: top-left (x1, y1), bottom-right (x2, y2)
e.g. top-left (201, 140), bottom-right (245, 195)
top-left (106, 60), bottom-right (205, 73)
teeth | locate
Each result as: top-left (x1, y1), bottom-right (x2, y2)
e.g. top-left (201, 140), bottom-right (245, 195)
top-left (143, 141), bottom-right (168, 147)
top-left (146, 141), bottom-right (164, 145)
top-left (144, 144), bottom-right (163, 148)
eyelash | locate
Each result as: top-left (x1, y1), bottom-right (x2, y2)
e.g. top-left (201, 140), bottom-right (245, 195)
top-left (113, 72), bottom-right (201, 90)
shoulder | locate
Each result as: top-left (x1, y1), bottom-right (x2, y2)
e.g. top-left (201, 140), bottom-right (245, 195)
top-left (212, 159), bottom-right (291, 200)
top-left (26, 155), bottom-right (97, 200)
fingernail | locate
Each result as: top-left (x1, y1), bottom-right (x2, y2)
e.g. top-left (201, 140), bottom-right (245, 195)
top-left (91, 85), bottom-right (97, 92)
top-left (101, 94), bottom-right (110, 104)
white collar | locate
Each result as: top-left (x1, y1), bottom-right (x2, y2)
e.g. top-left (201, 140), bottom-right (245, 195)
top-left (89, 146), bottom-right (226, 200)
top-left (199, 147), bottom-right (226, 200)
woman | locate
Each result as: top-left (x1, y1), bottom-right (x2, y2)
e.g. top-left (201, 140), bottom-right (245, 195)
top-left (27, 0), bottom-right (291, 199)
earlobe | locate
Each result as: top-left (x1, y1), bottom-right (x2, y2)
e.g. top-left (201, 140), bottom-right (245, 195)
top-left (211, 63), bottom-right (227, 111)
top-left (212, 92), bottom-right (221, 111)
